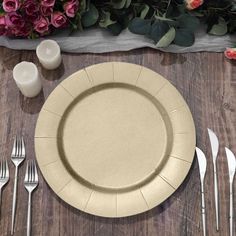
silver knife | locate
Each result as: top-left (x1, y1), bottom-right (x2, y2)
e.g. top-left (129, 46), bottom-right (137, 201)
top-left (196, 147), bottom-right (207, 236)
top-left (207, 128), bottom-right (219, 231)
top-left (225, 147), bottom-right (236, 236)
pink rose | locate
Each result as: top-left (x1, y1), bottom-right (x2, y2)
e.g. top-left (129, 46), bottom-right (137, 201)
top-left (0, 15), bottom-right (7, 36)
top-left (186, 0), bottom-right (203, 10)
top-left (11, 24), bottom-right (31, 37)
top-left (24, 0), bottom-right (39, 16)
top-left (2, 0), bottom-right (20, 12)
top-left (34, 16), bottom-right (49, 34)
top-left (51, 12), bottom-right (67, 28)
top-left (63, 0), bottom-right (79, 18)
top-left (224, 48), bottom-right (236, 60)
top-left (6, 12), bottom-right (25, 28)
top-left (40, 5), bottom-right (53, 16)
top-left (41, 0), bottom-right (55, 7)
top-left (28, 13), bottom-right (40, 22)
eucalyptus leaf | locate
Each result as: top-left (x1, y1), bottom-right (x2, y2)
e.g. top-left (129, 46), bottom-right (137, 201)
top-left (128, 18), bottom-right (152, 35)
top-left (149, 20), bottom-right (169, 43)
top-left (156, 27), bottom-right (176, 47)
top-left (107, 23), bottom-right (123, 35)
top-left (79, 0), bottom-right (87, 13)
top-left (125, 0), bottom-right (132, 8)
top-left (231, 4), bottom-right (236, 11)
top-left (178, 14), bottom-right (200, 31)
top-left (111, 0), bottom-right (127, 9)
top-left (208, 17), bottom-right (228, 36)
top-left (173, 28), bottom-right (195, 46)
top-left (140, 4), bottom-right (149, 19)
top-left (81, 3), bottom-right (99, 27)
top-left (155, 16), bottom-right (174, 23)
top-left (99, 11), bottom-right (116, 28)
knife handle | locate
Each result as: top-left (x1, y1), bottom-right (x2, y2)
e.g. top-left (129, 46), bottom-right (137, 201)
top-left (213, 165), bottom-right (219, 231)
top-left (229, 182), bottom-right (233, 236)
top-left (201, 184), bottom-right (206, 236)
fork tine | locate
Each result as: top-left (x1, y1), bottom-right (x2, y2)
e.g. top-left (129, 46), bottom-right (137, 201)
top-left (16, 136), bottom-right (20, 157)
top-left (24, 161), bottom-right (29, 182)
top-left (18, 136), bottom-right (22, 157)
top-left (34, 161), bottom-right (38, 183)
top-left (2, 158), bottom-right (6, 178)
top-left (21, 137), bottom-right (25, 157)
top-left (32, 161), bottom-right (35, 182)
top-left (5, 159), bottom-right (9, 179)
top-left (0, 158), bottom-right (3, 178)
top-left (11, 136), bottom-right (17, 157)
top-left (30, 161), bottom-right (33, 182)
top-left (29, 161), bottom-right (32, 182)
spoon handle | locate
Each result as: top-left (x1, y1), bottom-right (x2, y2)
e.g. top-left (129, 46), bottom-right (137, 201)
top-left (201, 184), bottom-right (206, 236)
top-left (213, 163), bottom-right (219, 231)
top-left (229, 182), bottom-right (233, 236)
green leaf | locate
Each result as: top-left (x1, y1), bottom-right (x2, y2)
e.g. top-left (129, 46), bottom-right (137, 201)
top-left (178, 14), bottom-right (200, 31)
top-left (156, 27), bottom-right (176, 48)
top-left (231, 4), bottom-right (236, 12)
top-left (99, 11), bottom-right (116, 28)
top-left (128, 18), bottom-right (152, 35)
top-left (173, 29), bottom-right (195, 47)
top-left (155, 16), bottom-right (174, 23)
top-left (149, 20), bottom-right (169, 43)
top-left (140, 4), bottom-right (149, 19)
top-left (78, 0), bottom-right (86, 13)
top-left (125, 0), bottom-right (131, 8)
top-left (208, 17), bottom-right (228, 36)
top-left (81, 3), bottom-right (99, 27)
top-left (107, 23), bottom-right (123, 35)
top-left (111, 0), bottom-right (127, 9)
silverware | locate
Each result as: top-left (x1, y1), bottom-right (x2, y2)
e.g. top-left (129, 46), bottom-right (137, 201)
top-left (24, 160), bottom-right (38, 236)
top-left (207, 128), bottom-right (219, 231)
top-left (225, 147), bottom-right (236, 236)
top-left (0, 158), bottom-right (9, 218)
top-left (11, 136), bottom-right (26, 235)
top-left (196, 147), bottom-right (207, 236)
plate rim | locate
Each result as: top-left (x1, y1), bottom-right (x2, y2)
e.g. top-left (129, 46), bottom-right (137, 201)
top-left (34, 62), bottom-right (196, 217)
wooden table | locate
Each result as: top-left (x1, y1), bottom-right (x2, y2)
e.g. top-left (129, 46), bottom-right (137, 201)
top-left (0, 47), bottom-right (235, 236)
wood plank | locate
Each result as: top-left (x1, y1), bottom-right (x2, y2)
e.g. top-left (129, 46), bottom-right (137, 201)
top-left (0, 47), bottom-right (234, 236)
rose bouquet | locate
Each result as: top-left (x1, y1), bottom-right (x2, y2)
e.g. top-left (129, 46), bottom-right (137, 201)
top-left (0, 0), bottom-right (236, 57)
top-left (0, 0), bottom-right (80, 37)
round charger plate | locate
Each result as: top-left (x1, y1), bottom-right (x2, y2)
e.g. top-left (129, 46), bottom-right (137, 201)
top-left (35, 62), bottom-right (196, 217)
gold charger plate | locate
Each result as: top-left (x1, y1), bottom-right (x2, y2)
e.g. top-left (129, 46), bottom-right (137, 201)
top-left (35, 62), bottom-right (196, 217)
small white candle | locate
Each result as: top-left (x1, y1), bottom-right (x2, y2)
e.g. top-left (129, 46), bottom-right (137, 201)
top-left (36, 40), bottom-right (62, 70)
top-left (13, 62), bottom-right (42, 98)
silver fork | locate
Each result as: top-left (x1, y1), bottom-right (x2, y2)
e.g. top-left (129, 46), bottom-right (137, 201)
top-left (24, 160), bottom-right (38, 236)
top-left (11, 136), bottom-right (25, 235)
top-left (0, 158), bottom-right (9, 218)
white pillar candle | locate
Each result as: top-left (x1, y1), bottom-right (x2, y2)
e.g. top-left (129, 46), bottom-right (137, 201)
top-left (13, 62), bottom-right (42, 98)
top-left (36, 40), bottom-right (62, 70)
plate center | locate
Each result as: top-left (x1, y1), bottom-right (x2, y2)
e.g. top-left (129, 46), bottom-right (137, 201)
top-left (60, 84), bottom-right (172, 190)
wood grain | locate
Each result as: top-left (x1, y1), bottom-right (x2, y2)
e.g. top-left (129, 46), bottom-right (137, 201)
top-left (0, 47), bottom-right (235, 236)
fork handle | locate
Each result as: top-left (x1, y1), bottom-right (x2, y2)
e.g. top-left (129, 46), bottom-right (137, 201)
top-left (11, 166), bottom-right (18, 235)
top-left (27, 192), bottom-right (32, 236)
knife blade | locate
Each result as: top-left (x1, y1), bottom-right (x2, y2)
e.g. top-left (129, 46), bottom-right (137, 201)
top-left (196, 147), bottom-right (207, 181)
top-left (225, 147), bottom-right (236, 236)
top-left (196, 147), bottom-right (207, 236)
top-left (207, 128), bottom-right (219, 231)
top-left (208, 128), bottom-right (219, 162)
top-left (225, 147), bottom-right (236, 182)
